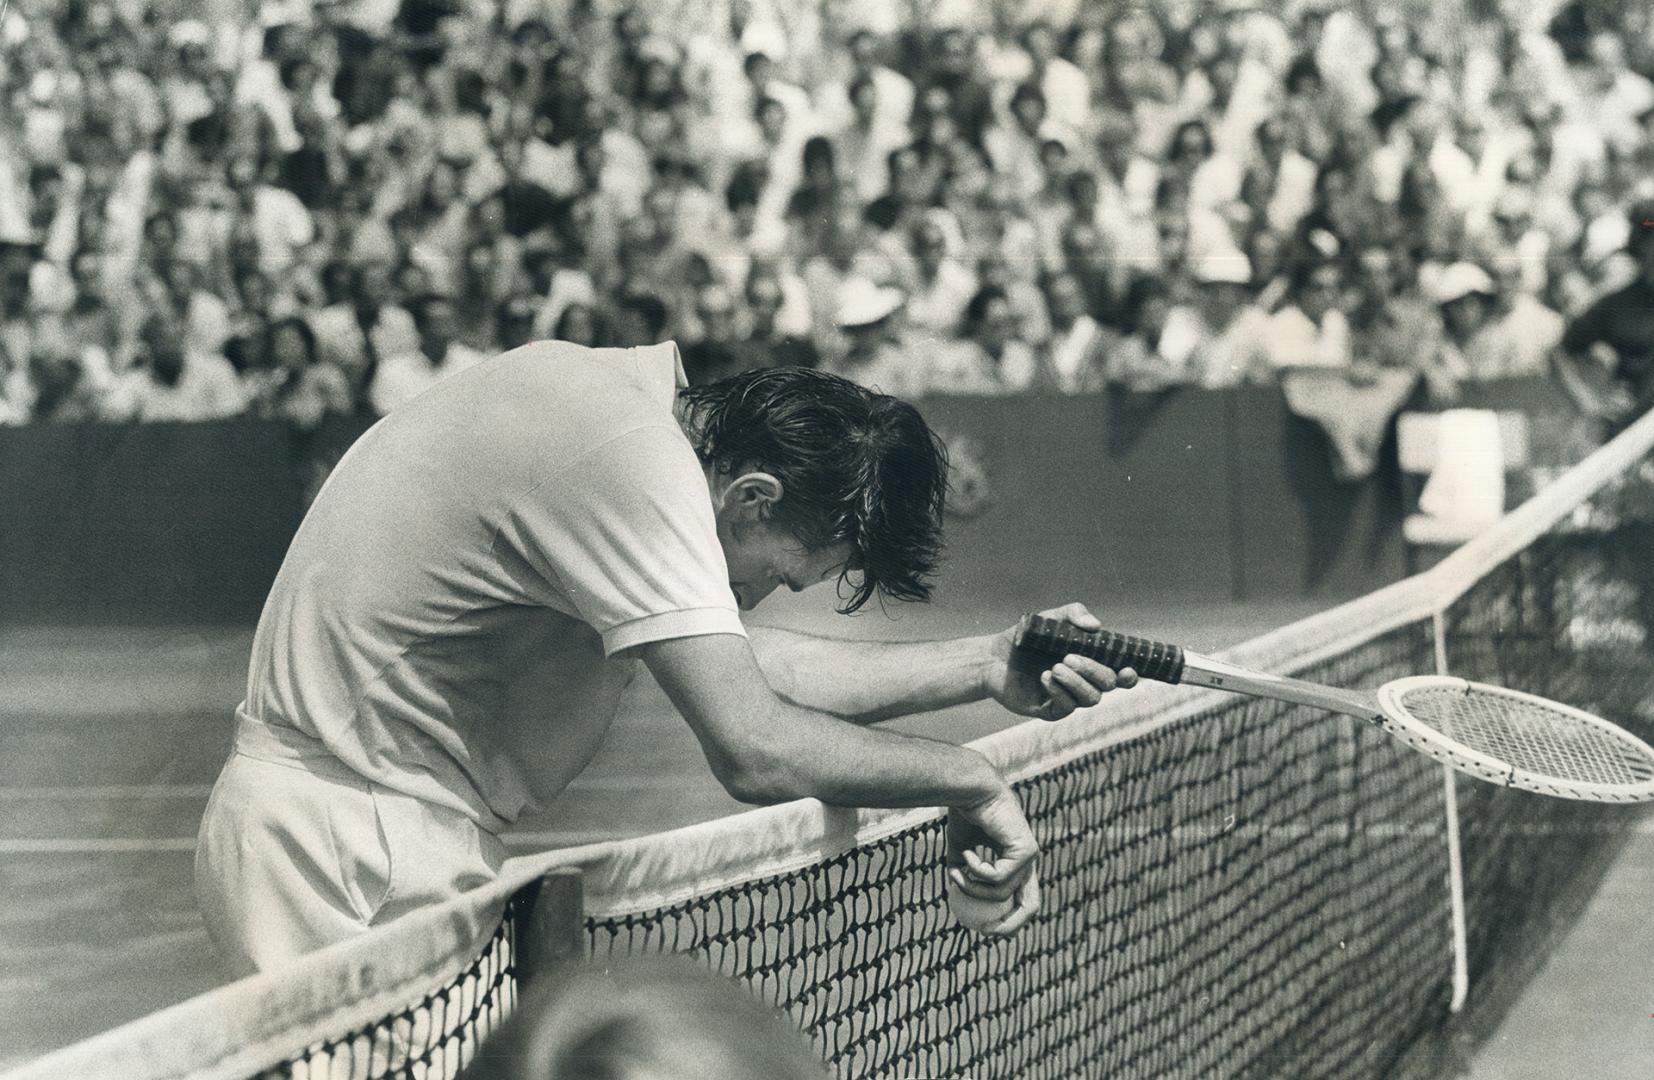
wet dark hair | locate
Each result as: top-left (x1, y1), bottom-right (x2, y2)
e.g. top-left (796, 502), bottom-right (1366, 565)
top-left (677, 367), bottom-right (950, 613)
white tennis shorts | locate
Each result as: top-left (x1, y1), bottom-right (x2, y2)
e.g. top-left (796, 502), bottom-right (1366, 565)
top-left (194, 739), bottom-right (505, 977)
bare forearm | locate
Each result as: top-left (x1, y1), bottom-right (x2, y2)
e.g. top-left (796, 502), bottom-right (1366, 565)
top-left (747, 626), bottom-right (997, 723)
top-left (744, 709), bottom-right (1006, 808)
top-left (639, 632), bottom-right (1009, 810)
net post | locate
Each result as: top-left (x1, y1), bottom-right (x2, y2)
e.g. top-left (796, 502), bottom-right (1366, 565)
top-left (1432, 609), bottom-right (1471, 1012)
top-left (516, 868), bottom-right (586, 987)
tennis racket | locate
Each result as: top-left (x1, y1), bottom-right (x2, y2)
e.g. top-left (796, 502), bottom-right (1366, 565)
top-left (1011, 615), bottom-right (1654, 803)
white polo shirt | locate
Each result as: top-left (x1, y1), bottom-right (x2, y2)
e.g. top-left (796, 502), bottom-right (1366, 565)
top-left (236, 341), bottom-right (743, 833)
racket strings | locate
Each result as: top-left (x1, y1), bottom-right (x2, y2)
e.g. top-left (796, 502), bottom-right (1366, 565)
top-left (1396, 686), bottom-right (1654, 786)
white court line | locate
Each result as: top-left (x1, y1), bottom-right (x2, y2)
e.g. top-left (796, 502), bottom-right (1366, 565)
top-left (0, 834), bottom-right (624, 854)
top-left (0, 838), bottom-right (197, 854)
top-left (0, 785), bottom-right (213, 800)
top-left (0, 778), bottom-right (703, 800)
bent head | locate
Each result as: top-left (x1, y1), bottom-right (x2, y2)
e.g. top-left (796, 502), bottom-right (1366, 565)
top-left (457, 956), bottom-right (826, 1080)
top-left (679, 368), bottom-right (949, 614)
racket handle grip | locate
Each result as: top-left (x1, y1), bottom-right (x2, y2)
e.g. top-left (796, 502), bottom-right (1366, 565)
top-left (1011, 615), bottom-right (1186, 685)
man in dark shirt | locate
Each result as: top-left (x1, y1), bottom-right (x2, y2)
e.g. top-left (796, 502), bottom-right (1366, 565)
top-left (745, 267), bottom-right (820, 370)
top-left (1558, 202), bottom-right (1654, 435)
top-left (680, 284), bottom-right (749, 386)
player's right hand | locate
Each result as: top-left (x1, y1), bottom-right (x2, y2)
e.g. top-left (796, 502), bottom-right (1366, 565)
top-left (947, 786), bottom-right (1041, 933)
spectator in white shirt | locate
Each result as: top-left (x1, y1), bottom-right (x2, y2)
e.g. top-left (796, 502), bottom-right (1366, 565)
top-left (526, 239), bottom-right (600, 345)
top-left (118, 314), bottom-right (247, 422)
top-left (1041, 271), bottom-right (1112, 394)
top-left (932, 285), bottom-right (1038, 395)
top-left (1424, 262), bottom-right (1501, 399)
top-left (831, 74), bottom-right (909, 203)
top-left (741, 49), bottom-right (815, 139)
top-left (1162, 254), bottom-right (1274, 388)
top-left (1480, 189), bottom-right (1553, 296)
top-left (368, 294), bottom-right (488, 414)
top-left (149, 257), bottom-right (231, 361)
top-left (1105, 275), bottom-right (1190, 391)
top-left (1092, 112), bottom-right (1161, 244)
top-left (1573, 32), bottom-right (1654, 158)
top-left (1013, 20), bottom-right (1091, 138)
top-left (247, 316), bottom-right (355, 430)
top-left (903, 216), bottom-right (978, 341)
top-left (1463, 258), bottom-right (1564, 382)
top-left (978, 249), bottom-right (1050, 350)
top-left (227, 154), bottom-right (315, 277)
top-left (819, 29), bottom-right (915, 138)
top-left (985, 83), bottom-right (1058, 204)
top-left (1165, 119), bottom-right (1243, 219)
top-left (1240, 117), bottom-right (1318, 239)
top-left (1267, 257), bottom-right (1353, 371)
top-left (309, 260), bottom-right (419, 401)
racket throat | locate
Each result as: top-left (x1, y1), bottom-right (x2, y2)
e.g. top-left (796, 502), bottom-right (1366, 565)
top-left (1181, 653), bottom-right (1385, 721)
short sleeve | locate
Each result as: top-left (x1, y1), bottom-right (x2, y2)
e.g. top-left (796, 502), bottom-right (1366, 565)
top-left (505, 423), bottom-right (745, 656)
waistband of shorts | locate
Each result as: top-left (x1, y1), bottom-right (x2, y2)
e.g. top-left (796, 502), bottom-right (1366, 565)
top-left (232, 709), bottom-right (363, 784)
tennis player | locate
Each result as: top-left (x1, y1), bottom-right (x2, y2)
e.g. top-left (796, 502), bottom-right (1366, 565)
top-left (195, 343), bottom-right (1132, 974)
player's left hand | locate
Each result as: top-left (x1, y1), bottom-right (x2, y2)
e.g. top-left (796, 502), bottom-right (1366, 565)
top-left (984, 602), bottom-right (1138, 721)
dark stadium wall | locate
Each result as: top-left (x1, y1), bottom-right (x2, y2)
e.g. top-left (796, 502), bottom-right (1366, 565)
top-left (0, 421), bottom-right (306, 623)
top-left (0, 383), bottom-right (1576, 624)
top-left (918, 387), bottom-right (1408, 615)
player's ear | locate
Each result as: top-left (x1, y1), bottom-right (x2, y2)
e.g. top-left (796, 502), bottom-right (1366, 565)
top-left (726, 471), bottom-right (784, 520)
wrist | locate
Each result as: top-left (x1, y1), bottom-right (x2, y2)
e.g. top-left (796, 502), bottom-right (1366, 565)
top-left (971, 631), bottom-right (1008, 702)
top-left (957, 753), bottom-right (1009, 809)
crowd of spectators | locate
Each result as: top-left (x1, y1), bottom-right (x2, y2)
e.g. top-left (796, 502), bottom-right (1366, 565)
top-left (1, 0), bottom-right (1653, 429)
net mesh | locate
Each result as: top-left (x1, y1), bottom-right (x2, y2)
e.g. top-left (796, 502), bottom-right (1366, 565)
top-left (1394, 683), bottom-right (1654, 789)
top-left (253, 897), bottom-right (518, 1080)
top-left (591, 630), bottom-right (1460, 1079)
top-left (12, 417), bottom-right (1654, 1080)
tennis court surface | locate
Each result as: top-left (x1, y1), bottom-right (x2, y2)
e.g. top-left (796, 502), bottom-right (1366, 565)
top-left (5, 409), bottom-right (1654, 1078)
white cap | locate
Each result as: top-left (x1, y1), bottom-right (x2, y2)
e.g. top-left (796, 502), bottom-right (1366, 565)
top-left (347, 219), bottom-right (398, 264)
top-left (1432, 262), bottom-right (1496, 304)
top-left (1493, 189), bottom-right (1532, 221)
top-left (741, 22), bottom-right (789, 62)
top-left (1306, 228), bottom-right (1341, 259)
top-left (28, 69), bottom-right (58, 103)
top-left (836, 278), bottom-right (905, 329)
top-left (637, 34), bottom-right (682, 65)
top-left (1194, 252), bottom-right (1252, 285)
top-left (169, 19), bottom-right (211, 47)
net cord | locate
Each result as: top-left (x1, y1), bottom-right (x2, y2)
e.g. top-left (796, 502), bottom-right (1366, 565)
top-left (1434, 609), bottom-right (1471, 1014)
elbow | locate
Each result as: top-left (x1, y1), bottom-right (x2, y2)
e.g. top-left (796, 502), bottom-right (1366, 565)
top-left (720, 772), bottom-right (787, 806)
top-left (709, 749), bottom-right (805, 806)
top-left (717, 763), bottom-right (798, 806)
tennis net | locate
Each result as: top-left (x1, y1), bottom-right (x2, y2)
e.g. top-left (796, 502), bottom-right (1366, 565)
top-left (9, 407), bottom-right (1653, 1080)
